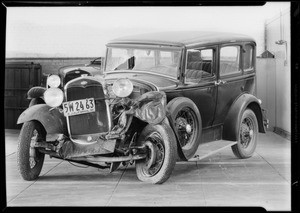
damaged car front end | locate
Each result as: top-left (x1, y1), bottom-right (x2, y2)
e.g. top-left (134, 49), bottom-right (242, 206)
top-left (17, 69), bottom-right (177, 184)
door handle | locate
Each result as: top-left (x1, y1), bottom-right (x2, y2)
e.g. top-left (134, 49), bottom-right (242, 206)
top-left (214, 80), bottom-right (226, 86)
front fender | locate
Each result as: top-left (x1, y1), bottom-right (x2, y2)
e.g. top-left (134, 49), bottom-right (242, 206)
top-left (27, 86), bottom-right (46, 99)
top-left (17, 104), bottom-right (68, 134)
top-left (223, 93), bottom-right (266, 141)
top-left (132, 91), bottom-right (167, 125)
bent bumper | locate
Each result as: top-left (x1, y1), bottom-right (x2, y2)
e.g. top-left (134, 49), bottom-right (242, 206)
top-left (59, 138), bottom-right (116, 159)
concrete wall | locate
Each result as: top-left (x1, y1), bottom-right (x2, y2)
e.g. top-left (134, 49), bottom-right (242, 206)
top-left (5, 57), bottom-right (101, 75)
top-left (265, 8), bottom-right (291, 135)
top-left (256, 58), bottom-right (276, 130)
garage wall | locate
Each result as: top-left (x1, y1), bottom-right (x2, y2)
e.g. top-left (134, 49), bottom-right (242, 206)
top-left (256, 7), bottom-right (290, 139)
top-left (266, 8), bottom-right (290, 137)
top-left (256, 58), bottom-right (276, 130)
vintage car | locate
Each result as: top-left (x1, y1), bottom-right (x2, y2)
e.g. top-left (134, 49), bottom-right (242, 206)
top-left (17, 31), bottom-right (268, 184)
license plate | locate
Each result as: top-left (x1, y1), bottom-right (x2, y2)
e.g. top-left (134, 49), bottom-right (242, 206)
top-left (63, 98), bottom-right (95, 117)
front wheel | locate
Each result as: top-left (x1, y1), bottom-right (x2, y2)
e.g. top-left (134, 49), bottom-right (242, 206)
top-left (135, 123), bottom-right (177, 184)
top-left (232, 109), bottom-right (258, 158)
top-left (17, 121), bottom-right (46, 180)
top-left (167, 97), bottom-right (202, 160)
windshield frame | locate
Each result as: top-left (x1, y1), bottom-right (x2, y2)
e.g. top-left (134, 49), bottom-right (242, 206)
top-left (104, 44), bottom-right (184, 80)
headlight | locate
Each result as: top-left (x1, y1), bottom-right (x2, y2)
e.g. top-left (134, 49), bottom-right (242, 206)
top-left (44, 88), bottom-right (64, 108)
top-left (47, 75), bottom-right (61, 88)
top-left (112, 78), bottom-right (133, 98)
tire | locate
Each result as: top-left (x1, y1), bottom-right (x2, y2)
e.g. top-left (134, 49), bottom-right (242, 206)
top-left (135, 123), bottom-right (177, 184)
top-left (232, 109), bottom-right (258, 158)
top-left (17, 121), bottom-right (46, 180)
top-left (167, 97), bottom-right (202, 159)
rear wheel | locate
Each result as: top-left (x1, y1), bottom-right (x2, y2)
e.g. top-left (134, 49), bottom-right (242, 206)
top-left (17, 121), bottom-right (46, 180)
top-left (232, 109), bottom-right (258, 158)
top-left (135, 123), bottom-right (177, 184)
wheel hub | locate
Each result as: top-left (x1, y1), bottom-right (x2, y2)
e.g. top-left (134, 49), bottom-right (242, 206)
top-left (186, 124), bottom-right (192, 134)
top-left (144, 141), bottom-right (157, 170)
top-left (176, 117), bottom-right (193, 134)
top-left (140, 132), bottom-right (165, 177)
top-left (175, 108), bottom-right (197, 149)
top-left (240, 119), bottom-right (254, 148)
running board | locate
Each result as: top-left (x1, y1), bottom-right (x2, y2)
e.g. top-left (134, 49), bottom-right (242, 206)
top-left (188, 140), bottom-right (237, 162)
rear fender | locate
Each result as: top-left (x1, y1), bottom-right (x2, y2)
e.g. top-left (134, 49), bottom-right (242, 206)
top-left (17, 104), bottom-right (68, 135)
top-left (223, 93), bottom-right (266, 141)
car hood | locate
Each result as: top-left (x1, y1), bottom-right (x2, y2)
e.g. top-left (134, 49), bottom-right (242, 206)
top-left (104, 71), bottom-right (179, 90)
top-left (59, 64), bottom-right (102, 76)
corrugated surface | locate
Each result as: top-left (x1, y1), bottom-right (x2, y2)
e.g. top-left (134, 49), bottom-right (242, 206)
top-left (66, 78), bottom-right (110, 136)
top-left (5, 62), bottom-right (42, 129)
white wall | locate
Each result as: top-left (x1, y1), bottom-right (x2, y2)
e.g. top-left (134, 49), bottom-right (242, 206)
top-left (265, 8), bottom-right (291, 134)
top-left (256, 58), bottom-right (276, 130)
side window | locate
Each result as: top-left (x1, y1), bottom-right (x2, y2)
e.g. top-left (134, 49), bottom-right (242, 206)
top-left (185, 48), bottom-right (214, 83)
top-left (220, 46), bottom-right (241, 76)
top-left (243, 44), bottom-right (254, 71)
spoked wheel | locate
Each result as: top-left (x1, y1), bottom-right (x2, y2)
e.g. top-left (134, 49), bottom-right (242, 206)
top-left (232, 109), bottom-right (258, 158)
top-left (175, 107), bottom-right (199, 151)
top-left (167, 97), bottom-right (202, 160)
top-left (135, 123), bottom-right (177, 184)
top-left (17, 121), bottom-right (46, 180)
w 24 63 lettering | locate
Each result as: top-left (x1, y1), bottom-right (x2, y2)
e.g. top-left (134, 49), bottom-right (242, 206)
top-left (63, 98), bottom-right (95, 116)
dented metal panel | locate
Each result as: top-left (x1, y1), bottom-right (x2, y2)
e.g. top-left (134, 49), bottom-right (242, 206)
top-left (59, 138), bottom-right (116, 159)
top-left (132, 91), bottom-right (167, 125)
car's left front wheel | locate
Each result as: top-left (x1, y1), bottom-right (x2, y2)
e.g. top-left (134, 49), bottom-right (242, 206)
top-left (17, 121), bottom-right (46, 180)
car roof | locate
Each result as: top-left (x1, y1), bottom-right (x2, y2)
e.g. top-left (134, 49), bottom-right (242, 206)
top-left (107, 31), bottom-right (255, 47)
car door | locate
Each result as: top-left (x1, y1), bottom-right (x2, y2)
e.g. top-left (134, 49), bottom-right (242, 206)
top-left (213, 43), bottom-right (247, 125)
top-left (180, 46), bottom-right (218, 128)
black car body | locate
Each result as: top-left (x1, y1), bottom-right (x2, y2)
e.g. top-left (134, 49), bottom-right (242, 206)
top-left (17, 31), bottom-right (268, 184)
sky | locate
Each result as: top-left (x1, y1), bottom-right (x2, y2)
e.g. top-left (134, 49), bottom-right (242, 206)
top-left (5, 2), bottom-right (290, 58)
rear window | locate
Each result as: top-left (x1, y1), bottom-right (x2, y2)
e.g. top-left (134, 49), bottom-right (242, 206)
top-left (243, 44), bottom-right (254, 71)
top-left (220, 46), bottom-right (241, 76)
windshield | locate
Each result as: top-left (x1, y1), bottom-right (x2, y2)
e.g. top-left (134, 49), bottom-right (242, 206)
top-left (105, 47), bottom-right (182, 78)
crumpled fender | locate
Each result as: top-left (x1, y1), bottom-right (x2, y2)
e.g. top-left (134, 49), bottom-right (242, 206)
top-left (132, 91), bottom-right (167, 125)
top-left (17, 104), bottom-right (68, 134)
top-left (223, 93), bottom-right (266, 141)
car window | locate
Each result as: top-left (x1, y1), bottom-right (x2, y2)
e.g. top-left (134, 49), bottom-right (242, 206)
top-left (243, 44), bottom-right (254, 71)
top-left (160, 51), bottom-right (173, 65)
top-left (185, 48), bottom-right (214, 84)
top-left (105, 47), bottom-right (180, 79)
top-left (220, 46), bottom-right (241, 76)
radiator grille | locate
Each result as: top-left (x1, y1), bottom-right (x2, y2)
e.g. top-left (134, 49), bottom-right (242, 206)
top-left (66, 78), bottom-right (110, 136)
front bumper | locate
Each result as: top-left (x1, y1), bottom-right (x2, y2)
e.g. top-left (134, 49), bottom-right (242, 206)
top-left (59, 137), bottom-right (116, 159)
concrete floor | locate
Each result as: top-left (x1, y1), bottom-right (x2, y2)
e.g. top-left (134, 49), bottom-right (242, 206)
top-left (5, 129), bottom-right (291, 210)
